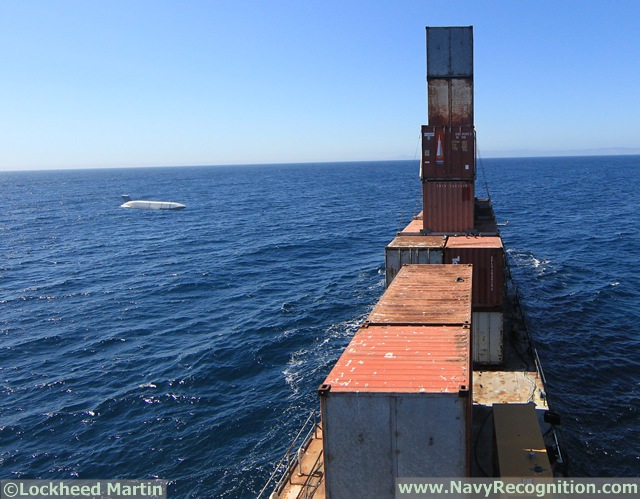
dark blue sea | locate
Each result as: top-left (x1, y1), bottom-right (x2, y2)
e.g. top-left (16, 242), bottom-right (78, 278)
top-left (1, 157), bottom-right (639, 497)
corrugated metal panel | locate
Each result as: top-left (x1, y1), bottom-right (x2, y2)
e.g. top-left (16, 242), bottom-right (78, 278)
top-left (320, 390), bottom-right (469, 495)
top-left (422, 181), bottom-right (475, 233)
top-left (450, 126), bottom-right (475, 177)
top-left (472, 311), bottom-right (503, 365)
top-left (321, 394), bottom-right (395, 496)
top-left (445, 236), bottom-right (504, 308)
top-left (428, 78), bottom-right (474, 126)
top-left (421, 125), bottom-right (475, 180)
top-left (385, 235), bottom-right (445, 287)
top-left (426, 26), bottom-right (473, 78)
top-left (323, 325), bottom-right (471, 393)
top-left (368, 264), bottom-right (472, 326)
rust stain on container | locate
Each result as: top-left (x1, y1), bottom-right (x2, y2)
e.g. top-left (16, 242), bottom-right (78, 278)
top-left (320, 322), bottom-right (473, 486)
top-left (323, 324), bottom-right (471, 393)
top-left (428, 78), bottom-right (473, 126)
top-left (421, 125), bottom-right (475, 180)
top-left (445, 236), bottom-right (504, 308)
top-left (422, 181), bottom-right (475, 233)
top-left (368, 264), bottom-right (472, 326)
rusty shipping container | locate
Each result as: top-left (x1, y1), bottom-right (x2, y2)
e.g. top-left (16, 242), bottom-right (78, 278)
top-left (428, 78), bottom-right (474, 126)
top-left (426, 26), bottom-right (473, 79)
top-left (319, 324), bottom-right (472, 496)
top-left (422, 181), bottom-right (475, 233)
top-left (421, 125), bottom-right (475, 180)
top-left (445, 236), bottom-right (504, 308)
top-left (385, 235), bottom-right (445, 287)
top-left (368, 264), bottom-right (472, 326)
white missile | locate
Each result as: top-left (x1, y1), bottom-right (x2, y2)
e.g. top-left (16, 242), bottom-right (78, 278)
top-left (120, 195), bottom-right (186, 210)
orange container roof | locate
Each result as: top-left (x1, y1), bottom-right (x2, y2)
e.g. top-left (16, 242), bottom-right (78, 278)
top-left (323, 324), bottom-right (470, 393)
top-left (367, 264), bottom-right (472, 326)
top-left (445, 235), bottom-right (503, 249)
top-left (399, 218), bottom-right (423, 233)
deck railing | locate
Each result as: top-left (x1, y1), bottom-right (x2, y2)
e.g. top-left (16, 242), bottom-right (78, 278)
top-left (257, 410), bottom-right (320, 498)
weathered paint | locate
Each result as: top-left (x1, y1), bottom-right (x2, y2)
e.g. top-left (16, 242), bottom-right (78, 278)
top-left (422, 181), bottom-right (475, 233)
top-left (445, 236), bottom-right (504, 308)
top-left (385, 235), bottom-right (445, 286)
top-left (319, 324), bottom-right (472, 496)
top-left (473, 370), bottom-right (547, 407)
top-left (323, 324), bottom-right (471, 393)
top-left (472, 311), bottom-right (503, 365)
top-left (426, 26), bottom-right (473, 78)
top-left (428, 78), bottom-right (474, 126)
top-left (368, 264), bottom-right (472, 326)
top-left (321, 392), bottom-right (469, 496)
top-left (421, 125), bottom-right (475, 180)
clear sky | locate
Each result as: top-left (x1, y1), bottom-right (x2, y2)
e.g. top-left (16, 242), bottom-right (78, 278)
top-left (1, 1), bottom-right (639, 170)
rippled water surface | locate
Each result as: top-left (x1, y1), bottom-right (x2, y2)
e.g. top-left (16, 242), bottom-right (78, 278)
top-left (1, 157), bottom-right (638, 496)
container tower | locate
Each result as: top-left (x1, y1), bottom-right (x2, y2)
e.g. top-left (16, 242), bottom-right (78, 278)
top-left (421, 26), bottom-right (476, 233)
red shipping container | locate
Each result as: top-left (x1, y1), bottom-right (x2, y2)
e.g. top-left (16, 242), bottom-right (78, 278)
top-left (421, 125), bottom-right (475, 180)
top-left (422, 181), bottom-right (475, 233)
top-left (444, 236), bottom-right (504, 308)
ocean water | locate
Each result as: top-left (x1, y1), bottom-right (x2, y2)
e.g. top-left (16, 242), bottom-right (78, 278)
top-left (1, 157), bottom-right (638, 497)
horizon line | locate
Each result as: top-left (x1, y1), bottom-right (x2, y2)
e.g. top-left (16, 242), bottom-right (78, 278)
top-left (2, 150), bottom-right (640, 172)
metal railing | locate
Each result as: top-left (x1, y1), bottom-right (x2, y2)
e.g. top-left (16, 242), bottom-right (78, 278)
top-left (297, 450), bottom-right (324, 499)
top-left (257, 411), bottom-right (320, 499)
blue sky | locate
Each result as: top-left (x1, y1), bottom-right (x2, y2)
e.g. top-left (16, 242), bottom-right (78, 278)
top-left (1, 1), bottom-right (639, 170)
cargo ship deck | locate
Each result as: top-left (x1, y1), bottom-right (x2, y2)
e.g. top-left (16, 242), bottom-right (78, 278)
top-left (261, 205), bottom-right (567, 498)
top-left (258, 26), bottom-right (568, 499)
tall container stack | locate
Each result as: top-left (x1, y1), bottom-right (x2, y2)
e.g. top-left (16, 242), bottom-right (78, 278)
top-left (421, 27), bottom-right (506, 365)
top-left (422, 27), bottom-right (475, 234)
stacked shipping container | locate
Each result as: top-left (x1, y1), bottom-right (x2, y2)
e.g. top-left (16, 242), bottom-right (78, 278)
top-left (422, 181), bottom-right (475, 233)
top-left (384, 235), bottom-right (445, 286)
top-left (445, 235), bottom-right (505, 365)
top-left (419, 27), bottom-right (505, 365)
top-left (319, 265), bottom-right (473, 497)
top-left (427, 78), bottom-right (474, 126)
top-left (423, 27), bottom-right (475, 234)
top-left (444, 236), bottom-right (504, 309)
top-left (420, 125), bottom-right (475, 180)
top-left (386, 233), bottom-right (505, 364)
